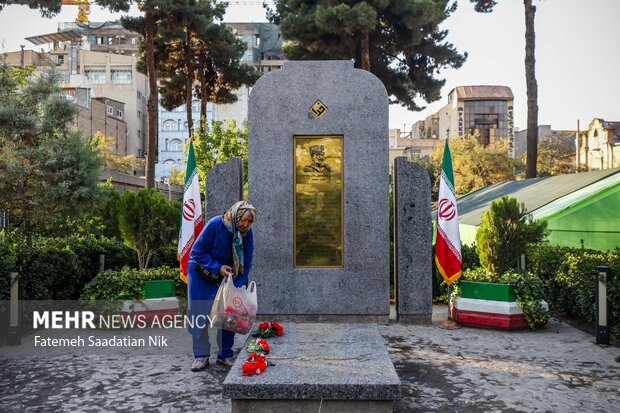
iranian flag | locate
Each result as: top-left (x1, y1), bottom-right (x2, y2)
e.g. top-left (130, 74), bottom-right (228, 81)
top-left (435, 139), bottom-right (462, 285)
top-left (178, 141), bottom-right (204, 284)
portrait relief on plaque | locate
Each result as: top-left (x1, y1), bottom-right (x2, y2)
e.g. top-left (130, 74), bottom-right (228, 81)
top-left (294, 136), bottom-right (343, 267)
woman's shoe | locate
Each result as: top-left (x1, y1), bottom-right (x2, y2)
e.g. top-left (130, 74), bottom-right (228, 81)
top-left (216, 357), bottom-right (235, 367)
top-left (191, 357), bottom-right (209, 371)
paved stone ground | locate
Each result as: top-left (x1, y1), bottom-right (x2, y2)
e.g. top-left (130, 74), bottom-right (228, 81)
top-left (1, 305), bottom-right (619, 413)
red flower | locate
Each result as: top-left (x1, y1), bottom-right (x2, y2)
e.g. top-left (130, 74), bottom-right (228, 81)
top-left (241, 352), bottom-right (269, 376)
top-left (258, 322), bottom-right (270, 331)
top-left (271, 322), bottom-right (284, 336)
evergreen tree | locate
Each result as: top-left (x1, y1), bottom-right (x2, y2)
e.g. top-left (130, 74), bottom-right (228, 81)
top-left (267, 0), bottom-right (466, 111)
top-left (0, 63), bottom-right (102, 236)
top-left (117, 187), bottom-right (179, 270)
top-left (97, 0), bottom-right (168, 189)
top-left (154, 0), bottom-right (259, 136)
top-left (475, 196), bottom-right (547, 275)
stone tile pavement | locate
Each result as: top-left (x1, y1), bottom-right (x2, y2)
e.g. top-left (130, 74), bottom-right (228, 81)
top-left (1, 305), bottom-right (619, 413)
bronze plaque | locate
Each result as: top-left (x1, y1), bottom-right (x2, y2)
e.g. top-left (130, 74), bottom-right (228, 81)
top-left (294, 135), bottom-right (343, 267)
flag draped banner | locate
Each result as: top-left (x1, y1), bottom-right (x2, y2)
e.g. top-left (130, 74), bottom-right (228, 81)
top-left (435, 139), bottom-right (462, 285)
top-left (178, 141), bottom-right (204, 284)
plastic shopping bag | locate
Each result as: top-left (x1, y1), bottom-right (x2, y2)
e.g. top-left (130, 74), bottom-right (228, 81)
top-left (210, 276), bottom-right (257, 334)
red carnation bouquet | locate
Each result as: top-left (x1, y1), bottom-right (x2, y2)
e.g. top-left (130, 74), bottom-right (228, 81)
top-left (241, 352), bottom-right (268, 376)
top-left (252, 321), bottom-right (284, 338)
top-left (246, 338), bottom-right (270, 355)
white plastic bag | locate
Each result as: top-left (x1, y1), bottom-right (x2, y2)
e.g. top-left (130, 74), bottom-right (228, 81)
top-left (209, 276), bottom-right (257, 334)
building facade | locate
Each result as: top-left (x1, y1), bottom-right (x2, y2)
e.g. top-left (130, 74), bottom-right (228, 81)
top-left (156, 100), bottom-right (215, 179)
top-left (514, 125), bottom-right (576, 160)
top-left (6, 24), bottom-right (148, 175)
top-left (411, 85), bottom-right (515, 156)
top-left (578, 118), bottom-right (620, 171)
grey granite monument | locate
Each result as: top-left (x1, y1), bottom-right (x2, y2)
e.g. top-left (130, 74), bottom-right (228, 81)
top-left (223, 323), bottom-right (400, 412)
top-left (204, 157), bottom-right (243, 221)
top-left (394, 157), bottom-right (432, 323)
top-left (248, 60), bottom-right (389, 322)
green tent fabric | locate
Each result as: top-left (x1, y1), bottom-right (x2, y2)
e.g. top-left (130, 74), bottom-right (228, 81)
top-left (532, 178), bottom-right (620, 251)
top-left (452, 168), bottom-right (620, 251)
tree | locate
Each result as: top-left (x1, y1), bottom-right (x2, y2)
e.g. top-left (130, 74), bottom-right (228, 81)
top-left (475, 196), bottom-right (547, 275)
top-left (0, 63), bottom-right (102, 237)
top-left (413, 136), bottom-right (517, 198)
top-left (97, 0), bottom-right (169, 189)
top-left (193, 120), bottom-right (248, 194)
top-left (73, 180), bottom-right (122, 239)
top-left (93, 132), bottom-right (144, 173)
top-left (267, 0), bottom-right (467, 111)
top-left (3, 0), bottom-right (163, 189)
top-left (470, 0), bottom-right (539, 178)
top-left (154, 0), bottom-right (259, 137)
top-left (117, 188), bottom-right (179, 270)
top-left (532, 133), bottom-right (575, 177)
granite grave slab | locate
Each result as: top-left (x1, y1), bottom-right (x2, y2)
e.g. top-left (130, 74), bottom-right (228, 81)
top-left (223, 323), bottom-right (400, 412)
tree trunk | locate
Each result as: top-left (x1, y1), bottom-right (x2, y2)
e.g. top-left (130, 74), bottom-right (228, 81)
top-left (360, 31), bottom-right (370, 71)
top-left (185, 28), bottom-right (195, 142)
top-left (199, 49), bottom-right (207, 136)
top-left (524, 0), bottom-right (538, 179)
top-left (145, 8), bottom-right (158, 188)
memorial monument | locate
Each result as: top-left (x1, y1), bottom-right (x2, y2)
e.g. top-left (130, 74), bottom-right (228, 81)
top-left (248, 60), bottom-right (390, 322)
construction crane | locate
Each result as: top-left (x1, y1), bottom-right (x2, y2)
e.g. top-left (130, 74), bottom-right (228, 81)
top-left (61, 0), bottom-right (91, 23)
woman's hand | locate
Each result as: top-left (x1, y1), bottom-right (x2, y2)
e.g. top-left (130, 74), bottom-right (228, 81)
top-left (220, 265), bottom-right (233, 277)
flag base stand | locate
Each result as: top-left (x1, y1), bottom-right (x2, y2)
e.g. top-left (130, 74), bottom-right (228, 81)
top-left (438, 319), bottom-right (460, 330)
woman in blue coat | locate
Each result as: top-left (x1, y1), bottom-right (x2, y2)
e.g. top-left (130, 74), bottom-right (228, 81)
top-left (188, 201), bottom-right (255, 371)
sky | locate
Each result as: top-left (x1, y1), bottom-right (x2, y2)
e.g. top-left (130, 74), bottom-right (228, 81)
top-left (1, 0), bottom-right (619, 133)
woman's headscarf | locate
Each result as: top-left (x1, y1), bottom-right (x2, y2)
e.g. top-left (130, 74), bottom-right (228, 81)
top-left (222, 201), bottom-right (256, 277)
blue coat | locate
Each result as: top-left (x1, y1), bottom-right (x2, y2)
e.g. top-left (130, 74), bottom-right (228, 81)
top-left (187, 215), bottom-right (254, 301)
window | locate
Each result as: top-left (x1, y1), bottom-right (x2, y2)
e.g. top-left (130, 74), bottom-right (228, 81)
top-left (116, 110), bottom-right (123, 119)
top-left (137, 110), bottom-right (142, 120)
top-left (169, 139), bottom-right (183, 152)
top-left (106, 105), bottom-right (114, 116)
top-left (107, 37), bottom-right (114, 45)
top-left (111, 67), bottom-right (132, 84)
top-left (191, 100), bottom-right (200, 113)
top-left (163, 120), bottom-right (176, 131)
top-left (85, 68), bottom-right (106, 84)
top-left (131, 37), bottom-right (137, 45)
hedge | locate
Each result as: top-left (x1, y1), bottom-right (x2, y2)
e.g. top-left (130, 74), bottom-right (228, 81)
top-left (528, 244), bottom-right (620, 336)
top-left (81, 266), bottom-right (186, 301)
top-left (0, 232), bottom-right (180, 300)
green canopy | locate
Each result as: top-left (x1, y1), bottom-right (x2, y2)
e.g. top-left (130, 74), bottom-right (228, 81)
top-left (452, 168), bottom-right (620, 251)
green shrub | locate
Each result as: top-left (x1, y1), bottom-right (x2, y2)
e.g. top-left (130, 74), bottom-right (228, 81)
top-left (432, 242), bottom-right (480, 303)
top-left (0, 230), bottom-right (18, 300)
top-left (0, 233), bottom-right (142, 300)
top-left (81, 266), bottom-right (185, 301)
top-left (529, 244), bottom-right (620, 336)
top-left (117, 188), bottom-right (179, 270)
top-left (476, 196), bottom-right (547, 275)
top-left (461, 267), bottom-right (549, 329)
top-left (151, 244), bottom-right (179, 268)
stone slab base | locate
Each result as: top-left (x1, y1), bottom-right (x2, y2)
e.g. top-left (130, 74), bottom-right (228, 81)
top-left (223, 323), bottom-right (400, 403)
top-left (397, 314), bottom-right (432, 324)
top-left (256, 314), bottom-right (388, 324)
top-left (232, 399), bottom-right (393, 413)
